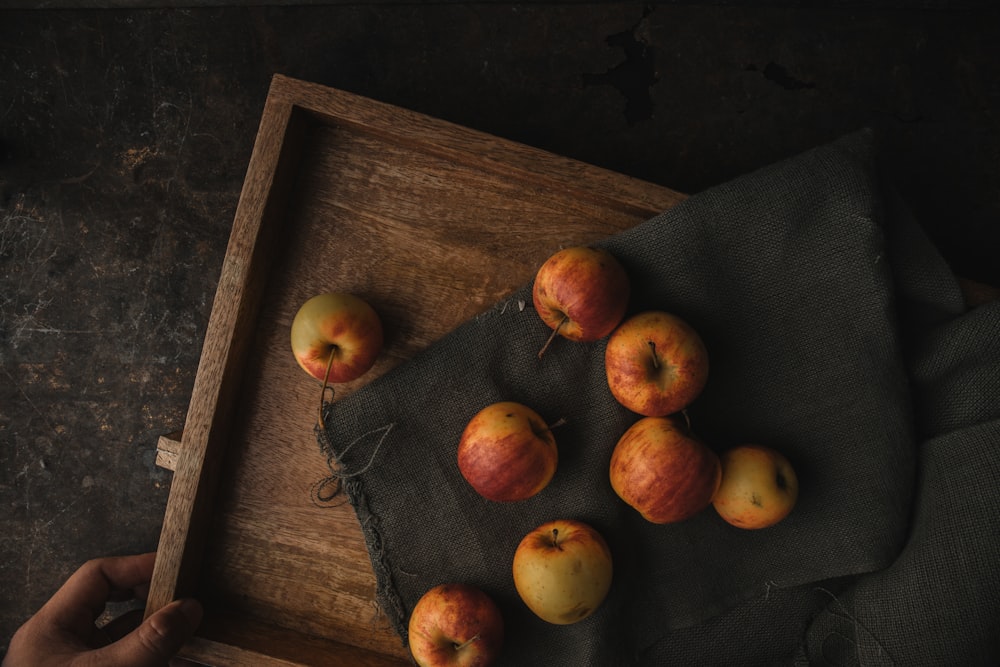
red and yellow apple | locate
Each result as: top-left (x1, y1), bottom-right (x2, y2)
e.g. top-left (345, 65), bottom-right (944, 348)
top-left (609, 416), bottom-right (721, 524)
top-left (604, 310), bottom-right (709, 417)
top-left (407, 583), bottom-right (504, 667)
top-left (532, 246), bottom-right (630, 358)
top-left (290, 292), bottom-right (383, 383)
top-left (713, 444), bottom-right (799, 529)
top-left (457, 402), bottom-right (558, 502)
top-left (512, 519), bottom-right (613, 625)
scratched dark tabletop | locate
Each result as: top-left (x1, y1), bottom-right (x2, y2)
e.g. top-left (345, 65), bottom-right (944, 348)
top-left (1, 2), bottom-right (998, 654)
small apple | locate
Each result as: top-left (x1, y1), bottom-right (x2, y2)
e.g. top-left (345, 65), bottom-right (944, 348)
top-left (512, 519), bottom-right (613, 625)
top-left (532, 246), bottom-right (630, 358)
top-left (609, 416), bottom-right (721, 524)
top-left (457, 402), bottom-right (558, 502)
top-left (407, 583), bottom-right (504, 667)
top-left (713, 444), bottom-right (799, 529)
top-left (604, 310), bottom-right (709, 417)
top-left (290, 292), bottom-right (383, 383)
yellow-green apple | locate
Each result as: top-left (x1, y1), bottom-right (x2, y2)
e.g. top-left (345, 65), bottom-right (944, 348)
top-left (290, 292), bottom-right (383, 383)
top-left (457, 402), bottom-right (558, 502)
top-left (713, 444), bottom-right (799, 529)
top-left (604, 310), bottom-right (709, 416)
top-left (609, 416), bottom-right (721, 524)
top-left (407, 583), bottom-right (504, 667)
top-left (512, 519), bottom-right (613, 625)
top-left (532, 246), bottom-right (630, 358)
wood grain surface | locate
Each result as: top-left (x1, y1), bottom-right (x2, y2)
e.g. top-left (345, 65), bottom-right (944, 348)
top-left (146, 74), bottom-right (686, 665)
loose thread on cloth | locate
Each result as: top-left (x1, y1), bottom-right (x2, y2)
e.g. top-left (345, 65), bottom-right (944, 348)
top-left (313, 402), bottom-right (409, 640)
top-left (312, 404), bottom-right (395, 505)
top-left (814, 586), bottom-right (897, 666)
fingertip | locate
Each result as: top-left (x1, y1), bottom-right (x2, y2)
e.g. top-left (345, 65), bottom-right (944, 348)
top-left (98, 598), bottom-right (203, 666)
top-left (177, 598), bottom-right (204, 629)
top-left (149, 598), bottom-right (203, 637)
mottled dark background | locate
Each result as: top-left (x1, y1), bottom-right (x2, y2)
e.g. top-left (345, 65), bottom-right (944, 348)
top-left (2, 1), bottom-right (997, 656)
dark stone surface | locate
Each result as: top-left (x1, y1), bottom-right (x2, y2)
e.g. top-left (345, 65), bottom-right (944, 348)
top-left (2, 3), bottom-right (998, 655)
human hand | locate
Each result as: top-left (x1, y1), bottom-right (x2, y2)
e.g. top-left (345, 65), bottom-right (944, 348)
top-left (3, 552), bottom-right (202, 667)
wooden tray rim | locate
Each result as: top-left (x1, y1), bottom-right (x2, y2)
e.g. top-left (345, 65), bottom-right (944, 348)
top-left (145, 73), bottom-right (687, 664)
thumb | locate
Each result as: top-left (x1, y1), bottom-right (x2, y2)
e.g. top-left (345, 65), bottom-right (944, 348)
top-left (93, 598), bottom-right (203, 667)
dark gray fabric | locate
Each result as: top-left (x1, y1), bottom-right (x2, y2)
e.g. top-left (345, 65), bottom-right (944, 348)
top-left (799, 183), bottom-right (1000, 666)
top-left (317, 131), bottom-right (1000, 665)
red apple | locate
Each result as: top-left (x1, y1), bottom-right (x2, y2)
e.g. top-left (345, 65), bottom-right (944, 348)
top-left (609, 416), bottom-right (721, 524)
top-left (532, 246), bottom-right (630, 358)
top-left (512, 519), bottom-right (613, 625)
top-left (713, 444), bottom-right (799, 529)
top-left (604, 310), bottom-right (709, 417)
top-left (407, 583), bottom-right (504, 667)
top-left (457, 402), bottom-right (558, 502)
top-left (290, 292), bottom-right (383, 383)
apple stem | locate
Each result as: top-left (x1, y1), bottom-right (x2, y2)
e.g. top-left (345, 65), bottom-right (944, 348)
top-left (537, 315), bottom-right (569, 360)
top-left (317, 351), bottom-right (337, 430)
top-left (648, 340), bottom-right (660, 370)
top-left (681, 409), bottom-right (692, 434)
top-left (551, 527), bottom-right (561, 548)
top-left (453, 634), bottom-right (481, 652)
top-left (547, 417), bottom-right (568, 430)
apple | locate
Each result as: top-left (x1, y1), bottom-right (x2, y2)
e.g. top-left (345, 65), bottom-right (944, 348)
top-left (512, 519), bottom-right (613, 625)
top-left (713, 444), bottom-right (799, 529)
top-left (609, 416), bottom-right (721, 524)
top-left (604, 310), bottom-right (709, 417)
top-left (457, 401), bottom-right (558, 502)
top-left (407, 583), bottom-right (504, 667)
top-left (532, 246), bottom-right (630, 358)
top-left (290, 292), bottom-right (383, 383)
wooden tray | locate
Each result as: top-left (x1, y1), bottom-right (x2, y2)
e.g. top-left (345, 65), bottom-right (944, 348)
top-left (147, 73), bottom-right (685, 666)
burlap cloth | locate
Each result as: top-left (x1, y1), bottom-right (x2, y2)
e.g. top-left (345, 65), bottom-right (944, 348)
top-left (317, 131), bottom-right (1000, 665)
